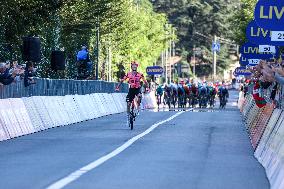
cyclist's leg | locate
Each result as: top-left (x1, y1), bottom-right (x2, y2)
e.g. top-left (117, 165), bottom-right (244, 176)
top-left (136, 88), bottom-right (142, 111)
top-left (126, 88), bottom-right (136, 114)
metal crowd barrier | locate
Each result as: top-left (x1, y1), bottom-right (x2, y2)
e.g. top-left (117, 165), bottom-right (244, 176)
top-left (0, 78), bottom-right (128, 99)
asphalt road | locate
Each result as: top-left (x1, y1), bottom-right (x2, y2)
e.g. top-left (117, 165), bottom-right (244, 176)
top-left (0, 91), bottom-right (270, 189)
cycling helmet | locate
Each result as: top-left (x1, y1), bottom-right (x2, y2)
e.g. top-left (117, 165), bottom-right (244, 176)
top-left (131, 61), bottom-right (139, 67)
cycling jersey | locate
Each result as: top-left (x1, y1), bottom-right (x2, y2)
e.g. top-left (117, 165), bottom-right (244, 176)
top-left (218, 87), bottom-right (228, 97)
top-left (199, 87), bottom-right (207, 95)
top-left (191, 86), bottom-right (198, 95)
top-left (183, 85), bottom-right (190, 95)
top-left (122, 71), bottom-right (146, 89)
top-left (178, 84), bottom-right (185, 95)
top-left (156, 86), bottom-right (163, 95)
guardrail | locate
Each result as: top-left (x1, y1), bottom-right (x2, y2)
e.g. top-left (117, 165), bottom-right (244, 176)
top-left (0, 78), bottom-right (128, 99)
top-left (239, 94), bottom-right (284, 189)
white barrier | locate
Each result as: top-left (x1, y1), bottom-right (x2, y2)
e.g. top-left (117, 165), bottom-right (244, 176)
top-left (31, 96), bottom-right (54, 129)
top-left (0, 118), bottom-right (9, 141)
top-left (242, 94), bottom-right (284, 189)
top-left (0, 99), bottom-right (24, 138)
top-left (90, 93), bottom-right (106, 117)
top-left (22, 97), bottom-right (45, 132)
top-left (9, 98), bottom-right (34, 135)
top-left (0, 92), bottom-right (156, 142)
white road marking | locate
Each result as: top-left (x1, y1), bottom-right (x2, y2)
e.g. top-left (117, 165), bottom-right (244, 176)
top-left (46, 111), bottom-right (184, 189)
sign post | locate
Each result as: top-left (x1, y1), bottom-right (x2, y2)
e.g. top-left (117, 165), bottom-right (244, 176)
top-left (212, 35), bottom-right (219, 81)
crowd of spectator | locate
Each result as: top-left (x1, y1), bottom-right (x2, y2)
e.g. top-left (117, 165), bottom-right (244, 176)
top-left (238, 59), bottom-right (284, 107)
top-left (0, 60), bottom-right (36, 87)
top-left (254, 60), bottom-right (284, 85)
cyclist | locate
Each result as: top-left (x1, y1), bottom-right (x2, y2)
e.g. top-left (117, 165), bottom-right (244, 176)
top-left (156, 84), bottom-right (164, 107)
top-left (183, 83), bottom-right (190, 108)
top-left (218, 83), bottom-right (229, 108)
top-left (190, 83), bottom-right (198, 107)
top-left (198, 82), bottom-right (208, 108)
top-left (208, 82), bottom-right (217, 108)
top-left (164, 84), bottom-right (172, 109)
top-left (177, 82), bottom-right (186, 108)
top-left (115, 61), bottom-right (148, 115)
top-left (170, 81), bottom-right (178, 108)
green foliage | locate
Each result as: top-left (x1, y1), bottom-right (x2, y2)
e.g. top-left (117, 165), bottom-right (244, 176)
top-left (152, 0), bottom-right (240, 77)
top-left (0, 0), bottom-right (173, 80)
top-left (231, 0), bottom-right (257, 45)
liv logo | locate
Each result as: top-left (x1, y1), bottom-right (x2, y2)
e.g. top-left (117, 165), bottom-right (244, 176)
top-left (255, 0), bottom-right (284, 30)
top-left (240, 42), bottom-right (279, 59)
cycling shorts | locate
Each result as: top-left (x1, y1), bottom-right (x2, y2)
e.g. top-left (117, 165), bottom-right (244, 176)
top-left (126, 88), bottom-right (141, 103)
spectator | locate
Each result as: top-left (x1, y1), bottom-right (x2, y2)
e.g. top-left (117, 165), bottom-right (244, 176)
top-left (0, 62), bottom-right (18, 85)
top-left (76, 45), bottom-right (93, 78)
top-left (24, 62), bottom-right (37, 87)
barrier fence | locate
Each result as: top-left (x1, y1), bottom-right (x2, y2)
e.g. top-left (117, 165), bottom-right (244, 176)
top-left (239, 93), bottom-right (284, 189)
top-left (0, 78), bottom-right (128, 99)
top-left (0, 90), bottom-right (157, 142)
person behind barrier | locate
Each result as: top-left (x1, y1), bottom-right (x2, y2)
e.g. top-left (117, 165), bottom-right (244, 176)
top-left (76, 45), bottom-right (93, 77)
top-left (115, 61), bottom-right (149, 116)
top-left (0, 62), bottom-right (21, 86)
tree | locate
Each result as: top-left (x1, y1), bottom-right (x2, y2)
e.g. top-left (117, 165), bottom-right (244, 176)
top-left (0, 0), bottom-right (174, 80)
top-left (152, 0), bottom-right (240, 77)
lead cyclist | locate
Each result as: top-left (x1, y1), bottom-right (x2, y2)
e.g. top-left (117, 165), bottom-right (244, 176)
top-left (115, 61), bottom-right (149, 115)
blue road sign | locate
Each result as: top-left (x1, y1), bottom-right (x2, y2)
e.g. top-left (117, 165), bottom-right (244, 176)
top-left (212, 42), bottom-right (220, 52)
top-left (146, 66), bottom-right (163, 75)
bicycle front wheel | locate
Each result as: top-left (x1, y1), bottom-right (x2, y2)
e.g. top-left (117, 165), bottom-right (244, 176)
top-left (130, 114), bottom-right (134, 130)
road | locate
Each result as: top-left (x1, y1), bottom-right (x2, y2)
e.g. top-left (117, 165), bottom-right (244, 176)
top-left (0, 91), bottom-right (269, 189)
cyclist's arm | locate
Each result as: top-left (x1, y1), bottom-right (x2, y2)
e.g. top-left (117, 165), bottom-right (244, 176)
top-left (141, 74), bottom-right (148, 88)
top-left (116, 74), bottom-right (128, 89)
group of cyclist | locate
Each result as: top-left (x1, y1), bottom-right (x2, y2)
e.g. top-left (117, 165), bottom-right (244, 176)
top-left (115, 60), bottom-right (230, 129)
top-left (116, 60), bottom-right (230, 116)
top-left (156, 80), bottom-right (229, 109)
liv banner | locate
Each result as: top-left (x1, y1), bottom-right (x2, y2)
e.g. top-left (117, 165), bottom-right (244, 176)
top-left (254, 0), bottom-right (284, 30)
top-left (240, 42), bottom-right (279, 59)
top-left (246, 20), bottom-right (284, 46)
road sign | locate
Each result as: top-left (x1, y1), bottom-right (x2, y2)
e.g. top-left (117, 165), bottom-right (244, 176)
top-left (146, 66), bottom-right (163, 75)
top-left (212, 42), bottom-right (220, 52)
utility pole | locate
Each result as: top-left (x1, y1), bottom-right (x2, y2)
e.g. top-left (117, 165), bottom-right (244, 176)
top-left (95, 16), bottom-right (100, 80)
top-left (165, 49), bottom-right (168, 84)
top-left (193, 45), bottom-right (196, 76)
top-left (213, 35), bottom-right (217, 81)
top-left (108, 44), bottom-right (112, 81)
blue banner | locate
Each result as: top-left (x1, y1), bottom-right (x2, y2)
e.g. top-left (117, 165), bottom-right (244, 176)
top-left (233, 67), bottom-right (252, 76)
top-left (240, 42), bottom-right (279, 59)
top-left (146, 66), bottom-right (164, 75)
top-left (239, 56), bottom-right (249, 66)
top-left (254, 0), bottom-right (284, 30)
top-left (246, 20), bottom-right (283, 46)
